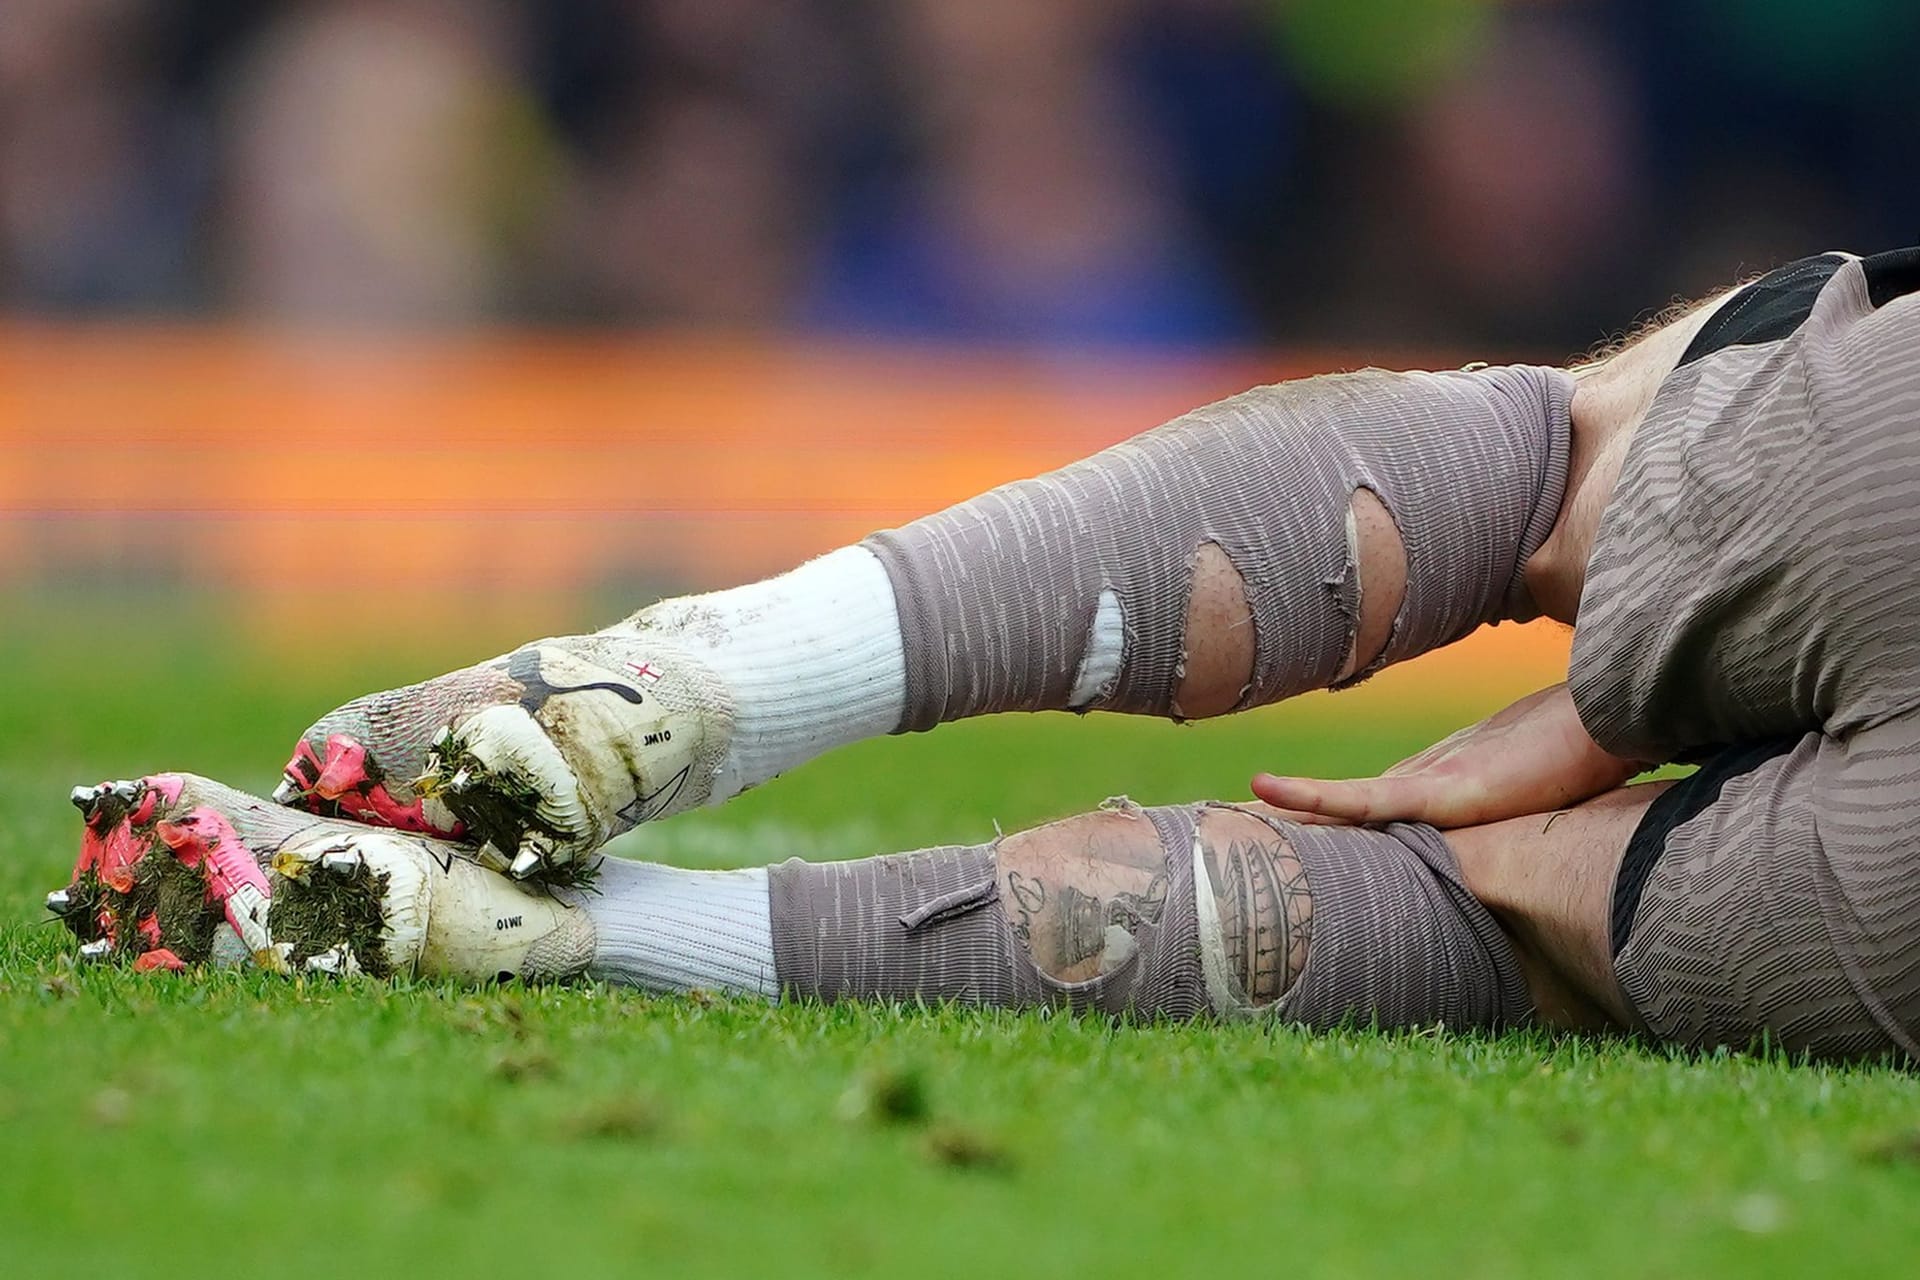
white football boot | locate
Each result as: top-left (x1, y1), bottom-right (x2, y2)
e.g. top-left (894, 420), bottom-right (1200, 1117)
top-left (278, 636), bottom-right (733, 883)
top-left (53, 774), bottom-right (594, 982)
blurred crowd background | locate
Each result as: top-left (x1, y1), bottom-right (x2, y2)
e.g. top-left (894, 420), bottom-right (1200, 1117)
top-left (5, 0), bottom-right (1917, 356)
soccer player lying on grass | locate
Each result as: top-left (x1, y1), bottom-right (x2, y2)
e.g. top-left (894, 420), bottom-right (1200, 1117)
top-left (49, 247), bottom-right (1920, 1062)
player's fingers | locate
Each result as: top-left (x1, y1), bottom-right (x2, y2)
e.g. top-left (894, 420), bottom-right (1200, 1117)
top-left (1224, 798), bottom-right (1357, 827)
top-left (1249, 772), bottom-right (1442, 824)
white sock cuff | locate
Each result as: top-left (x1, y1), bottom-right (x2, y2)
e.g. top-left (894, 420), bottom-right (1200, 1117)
top-left (639, 546), bottom-right (906, 799)
top-left (583, 857), bottom-right (778, 999)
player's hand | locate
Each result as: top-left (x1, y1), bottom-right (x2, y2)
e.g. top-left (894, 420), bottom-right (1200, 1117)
top-left (1250, 683), bottom-right (1645, 830)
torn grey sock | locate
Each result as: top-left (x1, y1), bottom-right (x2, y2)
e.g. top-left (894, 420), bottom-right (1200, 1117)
top-left (864, 365), bottom-right (1573, 728)
top-left (766, 803), bottom-right (1533, 1031)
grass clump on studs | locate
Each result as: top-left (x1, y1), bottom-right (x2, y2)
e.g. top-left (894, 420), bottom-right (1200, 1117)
top-left (52, 870), bottom-right (105, 945)
top-left (423, 734), bottom-right (603, 893)
top-left (267, 861), bottom-right (393, 977)
top-left (61, 849), bottom-right (221, 963)
top-left (428, 738), bottom-right (571, 857)
top-left (136, 849), bottom-right (224, 962)
top-left (528, 854), bottom-right (602, 894)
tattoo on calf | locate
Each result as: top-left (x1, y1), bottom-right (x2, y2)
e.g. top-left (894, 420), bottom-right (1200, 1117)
top-left (1204, 831), bottom-right (1312, 1007)
top-left (1056, 878), bottom-right (1168, 968)
top-left (995, 805), bottom-right (1309, 1006)
top-left (996, 810), bottom-right (1169, 985)
top-left (1005, 870), bottom-right (1044, 947)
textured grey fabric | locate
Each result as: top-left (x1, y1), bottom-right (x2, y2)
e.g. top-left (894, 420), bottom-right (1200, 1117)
top-left (1575, 256), bottom-right (1920, 1059)
top-left (1270, 819), bottom-right (1533, 1031)
top-left (1573, 261), bottom-right (1920, 759)
top-left (1613, 713), bottom-right (1920, 1061)
top-left (766, 805), bottom-right (1207, 1018)
top-left (766, 804), bottom-right (1533, 1031)
top-left (865, 365), bottom-right (1574, 731)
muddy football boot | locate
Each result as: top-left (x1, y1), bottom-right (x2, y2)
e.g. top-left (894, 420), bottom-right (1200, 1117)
top-left (277, 635), bottom-right (733, 882)
top-left (51, 775), bottom-right (594, 981)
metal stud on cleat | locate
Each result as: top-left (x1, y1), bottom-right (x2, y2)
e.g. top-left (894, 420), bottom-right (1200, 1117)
top-left (305, 944), bottom-right (363, 977)
top-left (320, 848), bottom-right (364, 875)
top-left (78, 939), bottom-right (112, 962)
top-left (471, 842), bottom-right (514, 875)
top-left (509, 831), bottom-right (563, 880)
top-left (72, 778), bottom-right (152, 831)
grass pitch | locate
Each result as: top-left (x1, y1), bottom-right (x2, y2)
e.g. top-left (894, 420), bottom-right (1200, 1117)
top-left (2, 603), bottom-right (1917, 1278)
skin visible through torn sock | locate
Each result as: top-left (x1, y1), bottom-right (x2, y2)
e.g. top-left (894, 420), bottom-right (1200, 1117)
top-left (1337, 489), bottom-right (1408, 682)
top-left (994, 805), bottom-right (1312, 1006)
top-left (1196, 808), bottom-right (1313, 1007)
top-left (1172, 543), bottom-right (1253, 720)
top-left (1172, 490), bottom-right (1409, 719)
top-left (1446, 781), bottom-right (1670, 1031)
top-left (996, 810), bottom-right (1168, 984)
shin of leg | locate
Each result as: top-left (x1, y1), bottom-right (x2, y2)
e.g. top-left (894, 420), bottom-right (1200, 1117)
top-left (771, 802), bottom-right (1526, 1028)
top-left (868, 365), bottom-right (1575, 729)
top-left (770, 803), bottom-right (1214, 1017)
top-left (996, 808), bottom-right (1172, 984)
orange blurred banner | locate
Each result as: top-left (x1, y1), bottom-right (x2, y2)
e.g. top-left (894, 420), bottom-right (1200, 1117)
top-left (0, 322), bottom-right (1569, 698)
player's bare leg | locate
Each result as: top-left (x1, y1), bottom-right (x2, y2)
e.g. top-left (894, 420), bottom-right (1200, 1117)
top-left (1443, 782), bottom-right (1668, 1031)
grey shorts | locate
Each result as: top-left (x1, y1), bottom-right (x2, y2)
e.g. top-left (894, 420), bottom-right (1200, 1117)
top-left (1569, 248), bottom-right (1920, 1059)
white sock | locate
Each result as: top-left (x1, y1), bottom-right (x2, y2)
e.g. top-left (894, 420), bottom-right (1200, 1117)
top-left (582, 856), bottom-right (777, 998)
top-left (622, 545), bottom-right (905, 801)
